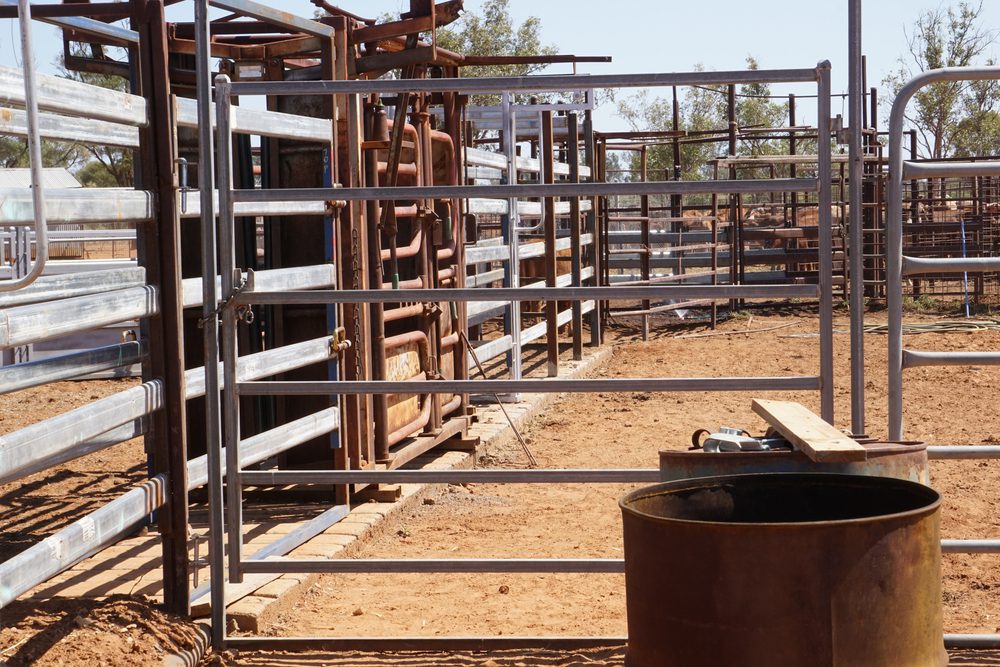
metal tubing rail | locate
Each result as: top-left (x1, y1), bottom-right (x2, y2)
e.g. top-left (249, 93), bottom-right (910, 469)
top-left (848, 0), bottom-right (865, 435)
top-left (241, 468), bottom-right (662, 485)
top-left (941, 540), bottom-right (1000, 554)
top-left (232, 178), bottom-right (818, 203)
top-left (0, 285), bottom-right (159, 348)
top-left (242, 558), bottom-right (627, 575)
top-left (224, 637), bottom-right (629, 652)
top-left (904, 351), bottom-right (1000, 368)
top-left (238, 377), bottom-right (822, 396)
top-left (1, 0), bottom-right (47, 292)
top-left (225, 635), bottom-right (1000, 652)
top-left (0, 267), bottom-right (145, 307)
top-left (228, 67), bottom-right (822, 97)
top-left (238, 284), bottom-right (820, 305)
top-left (887, 65), bottom-right (1000, 440)
top-left (902, 160), bottom-right (1000, 179)
top-left (0, 340), bottom-right (145, 394)
top-left (903, 256), bottom-right (1000, 275)
top-left (194, 0), bottom-right (225, 645)
top-left (0, 474), bottom-right (166, 607)
top-left (927, 445), bottom-right (1000, 459)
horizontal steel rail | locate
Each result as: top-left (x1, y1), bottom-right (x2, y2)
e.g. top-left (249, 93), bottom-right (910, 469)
top-left (238, 376), bottom-right (822, 396)
top-left (941, 540), bottom-right (1000, 554)
top-left (0, 285), bottom-right (158, 349)
top-left (522, 301), bottom-right (595, 345)
top-left (0, 474), bottom-right (166, 607)
top-left (240, 468), bottom-right (662, 486)
top-left (0, 341), bottom-right (145, 394)
top-left (175, 96), bottom-right (332, 143)
top-left (945, 634), bottom-right (1000, 649)
top-left (902, 160), bottom-right (1000, 179)
top-left (187, 407), bottom-right (340, 489)
top-left (903, 351), bottom-right (1000, 369)
top-left (232, 178), bottom-right (818, 204)
top-left (0, 105), bottom-right (140, 147)
top-left (185, 335), bottom-right (337, 397)
top-left (12, 418), bottom-right (148, 483)
top-left (902, 256), bottom-right (1000, 276)
top-left (0, 336), bottom-right (336, 486)
top-left (180, 189), bottom-right (328, 219)
top-left (218, 634), bottom-right (1000, 652)
top-left (467, 198), bottom-right (594, 218)
top-left (926, 445), bottom-right (1000, 459)
top-left (0, 64), bottom-right (147, 126)
top-left (0, 187), bottom-right (154, 225)
top-left (468, 271), bottom-right (594, 321)
top-left (464, 146), bottom-right (592, 178)
top-left (229, 67), bottom-right (821, 97)
top-left (242, 558), bottom-right (627, 574)
top-left (224, 636), bottom-right (628, 652)
top-left (0, 267), bottom-right (145, 307)
top-left (0, 379), bottom-right (163, 485)
top-left (182, 265), bottom-right (336, 309)
top-left (239, 285), bottom-right (819, 305)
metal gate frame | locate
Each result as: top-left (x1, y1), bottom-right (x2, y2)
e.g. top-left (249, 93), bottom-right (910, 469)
top-left (196, 0), bottom-right (841, 642)
top-left (886, 65), bottom-right (1000, 650)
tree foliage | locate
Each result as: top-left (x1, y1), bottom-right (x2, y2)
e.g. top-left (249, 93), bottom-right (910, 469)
top-left (883, 1), bottom-right (998, 158)
top-left (616, 57), bottom-right (788, 182)
top-left (58, 45), bottom-right (134, 187)
top-left (436, 0), bottom-right (556, 107)
top-left (0, 46), bottom-right (133, 186)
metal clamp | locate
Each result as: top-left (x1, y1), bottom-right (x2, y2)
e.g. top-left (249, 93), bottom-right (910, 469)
top-left (197, 270), bottom-right (249, 328)
top-left (176, 157), bottom-right (190, 214)
top-left (331, 326), bottom-right (352, 354)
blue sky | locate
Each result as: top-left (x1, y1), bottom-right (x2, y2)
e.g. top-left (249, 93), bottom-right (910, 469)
top-left (4, 0), bottom-right (1000, 131)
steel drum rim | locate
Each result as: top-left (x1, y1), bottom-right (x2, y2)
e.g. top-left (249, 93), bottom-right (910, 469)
top-left (619, 472), bottom-right (942, 528)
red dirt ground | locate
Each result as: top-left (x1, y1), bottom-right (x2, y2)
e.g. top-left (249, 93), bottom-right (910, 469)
top-left (3, 309), bottom-right (1000, 665)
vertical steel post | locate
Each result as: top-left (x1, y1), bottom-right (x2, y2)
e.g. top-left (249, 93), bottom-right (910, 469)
top-left (568, 113), bottom-right (583, 361)
top-left (584, 110), bottom-right (601, 346)
top-left (542, 110), bottom-right (559, 376)
top-left (194, 0), bottom-right (225, 649)
top-left (671, 86), bottom-right (682, 220)
top-left (501, 93), bottom-right (522, 385)
top-left (711, 163), bottom-right (719, 329)
top-left (216, 75), bottom-right (243, 583)
top-left (727, 85), bottom-right (738, 312)
top-left (3, 0), bottom-right (47, 292)
top-left (848, 0), bottom-right (865, 435)
top-left (639, 147), bottom-right (650, 340)
top-left (817, 61), bottom-right (835, 424)
top-left (132, 0), bottom-right (189, 615)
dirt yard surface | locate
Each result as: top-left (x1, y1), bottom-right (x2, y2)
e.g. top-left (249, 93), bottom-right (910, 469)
top-left (3, 310), bottom-right (1000, 666)
top-left (0, 379), bottom-right (144, 563)
top-left (231, 308), bottom-right (1000, 665)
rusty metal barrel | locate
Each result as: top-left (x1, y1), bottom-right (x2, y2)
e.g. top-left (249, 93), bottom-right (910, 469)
top-left (619, 473), bottom-right (946, 667)
top-left (660, 441), bottom-right (929, 484)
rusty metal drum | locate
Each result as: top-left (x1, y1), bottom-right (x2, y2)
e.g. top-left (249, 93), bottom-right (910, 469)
top-left (619, 473), bottom-right (946, 667)
top-left (660, 441), bottom-right (929, 484)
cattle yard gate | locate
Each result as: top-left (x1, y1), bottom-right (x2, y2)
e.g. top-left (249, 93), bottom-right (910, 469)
top-left (0, 0), bottom-right (999, 657)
